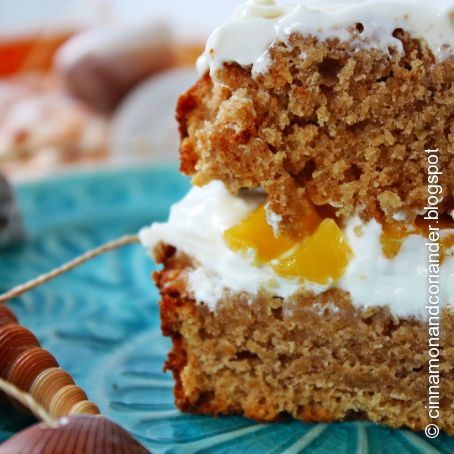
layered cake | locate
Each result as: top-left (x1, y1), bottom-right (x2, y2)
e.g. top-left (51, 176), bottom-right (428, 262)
top-left (141, 0), bottom-right (454, 434)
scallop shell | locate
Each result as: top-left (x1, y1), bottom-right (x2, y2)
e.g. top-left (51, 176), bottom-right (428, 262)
top-left (0, 305), bottom-right (100, 418)
top-left (0, 415), bottom-right (149, 454)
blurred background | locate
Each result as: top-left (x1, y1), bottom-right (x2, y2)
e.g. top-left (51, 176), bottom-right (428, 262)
top-left (0, 0), bottom-right (244, 181)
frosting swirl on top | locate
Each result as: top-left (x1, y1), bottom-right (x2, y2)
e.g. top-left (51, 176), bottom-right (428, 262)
top-left (198, 0), bottom-right (454, 76)
top-left (234, 0), bottom-right (287, 19)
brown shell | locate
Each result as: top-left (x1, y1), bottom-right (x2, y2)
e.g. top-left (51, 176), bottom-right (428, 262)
top-left (0, 416), bottom-right (149, 454)
top-left (0, 306), bottom-right (18, 326)
top-left (0, 324), bottom-right (40, 375)
top-left (7, 347), bottom-right (59, 391)
top-left (0, 305), bottom-right (100, 418)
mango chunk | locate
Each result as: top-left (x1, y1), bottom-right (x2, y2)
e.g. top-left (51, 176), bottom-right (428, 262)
top-left (443, 235), bottom-right (454, 250)
top-left (441, 234), bottom-right (454, 263)
top-left (224, 205), bottom-right (295, 262)
top-left (224, 204), bottom-right (351, 284)
top-left (296, 199), bottom-right (323, 238)
top-left (380, 219), bottom-right (448, 259)
top-left (380, 222), bottom-right (414, 259)
top-left (273, 219), bottom-right (352, 285)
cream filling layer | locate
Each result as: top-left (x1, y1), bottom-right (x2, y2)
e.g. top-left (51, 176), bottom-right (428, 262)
top-left (139, 181), bottom-right (454, 318)
top-left (197, 0), bottom-right (454, 76)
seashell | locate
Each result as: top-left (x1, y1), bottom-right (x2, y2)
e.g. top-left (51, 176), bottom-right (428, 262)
top-left (0, 324), bottom-right (40, 376)
top-left (7, 347), bottom-right (59, 391)
top-left (56, 20), bottom-right (175, 113)
top-left (0, 306), bottom-right (100, 418)
top-left (49, 385), bottom-right (93, 418)
top-left (0, 173), bottom-right (26, 249)
top-left (30, 367), bottom-right (75, 410)
top-left (0, 306), bottom-right (18, 326)
top-left (69, 400), bottom-right (100, 416)
top-left (0, 415), bottom-right (149, 454)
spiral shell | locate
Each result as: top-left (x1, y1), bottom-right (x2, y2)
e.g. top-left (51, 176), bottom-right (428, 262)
top-left (0, 306), bottom-right (17, 325)
top-left (0, 305), bottom-right (100, 418)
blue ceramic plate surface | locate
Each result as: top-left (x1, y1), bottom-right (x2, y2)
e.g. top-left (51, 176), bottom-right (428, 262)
top-left (0, 166), bottom-right (453, 453)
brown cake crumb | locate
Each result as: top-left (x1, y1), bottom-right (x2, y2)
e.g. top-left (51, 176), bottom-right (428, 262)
top-left (153, 244), bottom-right (454, 434)
top-left (177, 32), bottom-right (453, 237)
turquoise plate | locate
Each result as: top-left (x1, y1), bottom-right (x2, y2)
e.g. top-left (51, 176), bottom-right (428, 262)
top-left (0, 166), bottom-right (453, 453)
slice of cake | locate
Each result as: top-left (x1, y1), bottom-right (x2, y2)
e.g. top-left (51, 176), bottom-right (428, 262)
top-left (177, 0), bottom-right (453, 237)
top-left (141, 0), bottom-right (454, 435)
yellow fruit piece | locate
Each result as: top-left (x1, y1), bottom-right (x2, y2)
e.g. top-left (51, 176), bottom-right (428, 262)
top-left (380, 221), bottom-right (423, 259)
top-left (443, 235), bottom-right (454, 250)
top-left (297, 200), bottom-right (323, 238)
top-left (381, 222), bottom-right (410, 259)
top-left (273, 219), bottom-right (352, 285)
top-left (441, 234), bottom-right (454, 263)
top-left (224, 205), bottom-right (295, 262)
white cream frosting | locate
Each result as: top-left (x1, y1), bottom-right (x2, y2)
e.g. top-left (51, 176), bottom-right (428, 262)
top-left (140, 181), bottom-right (454, 318)
top-left (339, 221), bottom-right (454, 318)
top-left (198, 0), bottom-right (454, 76)
top-left (140, 181), bottom-right (304, 308)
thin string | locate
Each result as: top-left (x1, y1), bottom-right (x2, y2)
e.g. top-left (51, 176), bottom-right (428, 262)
top-left (0, 235), bottom-right (139, 305)
top-left (0, 378), bottom-right (59, 428)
